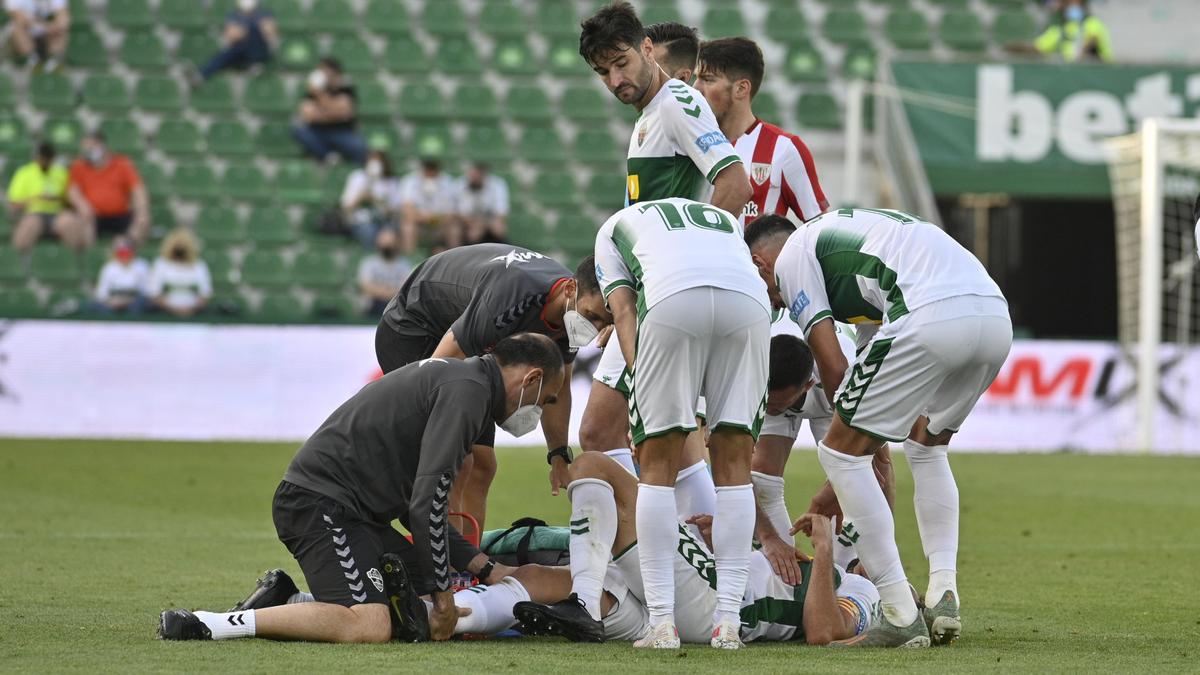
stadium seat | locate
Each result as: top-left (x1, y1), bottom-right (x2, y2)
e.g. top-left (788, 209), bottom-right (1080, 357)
top-left (99, 118), bottom-right (143, 158)
top-left (221, 163), bottom-right (271, 201)
top-left (505, 85), bottom-right (553, 121)
top-left (254, 124), bottom-right (298, 158)
top-left (0, 288), bottom-right (42, 316)
top-left (191, 78), bottom-right (237, 114)
top-left (355, 78), bottom-right (392, 119)
top-left (106, 0), bottom-right (154, 29)
top-left (885, 9), bottom-right (933, 51)
top-left (150, 202), bottom-right (176, 230)
top-left (796, 92), bottom-right (842, 129)
top-left (310, 0), bottom-right (358, 33)
top-left (0, 247), bottom-right (24, 283)
top-left (555, 214), bottom-right (598, 258)
top-left (412, 124), bottom-right (454, 159)
top-left (479, 1), bottom-right (526, 37)
top-left (764, 7), bottom-right (810, 45)
top-left (363, 0), bottom-right (411, 34)
top-left (205, 248), bottom-right (240, 291)
top-left (119, 33), bottom-right (170, 70)
top-left (312, 291), bottom-right (358, 320)
top-left (520, 128), bottom-right (567, 164)
top-left (177, 31), bottom-right (219, 65)
top-left (194, 205), bottom-right (246, 246)
top-left (0, 74), bottom-right (11, 108)
top-left (398, 81), bottom-right (447, 120)
top-left (65, 27), bottom-right (107, 68)
top-left (156, 120), bottom-right (203, 156)
top-left (586, 173), bottom-right (627, 212)
top-left (462, 125), bottom-right (510, 164)
top-left (421, 1), bottom-right (468, 37)
top-left (843, 46), bottom-right (877, 80)
top-left (753, 91), bottom-right (780, 124)
top-left (546, 38), bottom-right (591, 77)
top-left (507, 212), bottom-right (552, 249)
top-left (823, 9), bottom-right (869, 45)
top-left (436, 36), bottom-right (483, 75)
top-left (0, 115), bottom-right (27, 156)
top-left (451, 84), bottom-right (500, 121)
top-left (171, 162), bottom-right (220, 200)
top-left (330, 36), bottom-right (376, 73)
top-left (362, 125), bottom-right (403, 155)
top-left (159, 0), bottom-right (209, 30)
top-left (242, 251), bottom-right (292, 288)
top-left (703, 7), bottom-right (747, 39)
top-left (259, 293), bottom-right (308, 322)
top-left (493, 38), bottom-right (539, 77)
top-left (271, 2), bottom-right (309, 32)
top-left (532, 172), bottom-right (576, 208)
top-left (243, 76), bottom-right (294, 115)
top-left (928, 0), bottom-right (969, 7)
top-left (382, 34), bottom-right (431, 74)
top-left (293, 250), bottom-right (344, 287)
top-left (31, 245), bottom-right (81, 285)
top-left (993, 9), bottom-right (1038, 45)
top-left (321, 164), bottom-right (353, 202)
top-left (560, 85), bottom-right (610, 121)
top-left (29, 73), bottom-right (75, 111)
top-left (247, 207), bottom-right (296, 247)
top-left (134, 76), bottom-right (184, 112)
top-left (275, 161), bottom-right (324, 205)
top-left (42, 117), bottom-right (82, 149)
top-left (276, 36), bottom-right (319, 71)
top-left (574, 129), bottom-right (619, 165)
top-left (940, 10), bottom-right (988, 53)
top-left (639, 6), bottom-right (678, 25)
top-left (83, 74), bottom-right (131, 111)
top-left (207, 120), bottom-right (254, 158)
top-left (534, 1), bottom-right (578, 37)
top-left (139, 163), bottom-right (170, 196)
top-left (783, 44), bottom-right (828, 83)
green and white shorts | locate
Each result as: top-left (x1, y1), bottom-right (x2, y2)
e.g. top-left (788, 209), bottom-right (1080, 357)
top-left (611, 523), bottom-right (719, 644)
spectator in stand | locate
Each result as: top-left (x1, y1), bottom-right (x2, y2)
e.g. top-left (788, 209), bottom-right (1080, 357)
top-left (92, 235), bottom-right (149, 314)
top-left (148, 228), bottom-right (211, 317)
top-left (8, 141), bottom-right (83, 256)
top-left (450, 161), bottom-right (509, 247)
top-left (357, 228), bottom-right (411, 317)
top-left (192, 0), bottom-right (278, 82)
top-left (5, 0), bottom-right (69, 72)
top-left (396, 157), bottom-right (457, 254)
top-left (341, 149), bottom-right (402, 248)
top-left (1017, 0), bottom-right (1113, 63)
top-left (68, 132), bottom-right (149, 245)
top-left (291, 57), bottom-right (367, 164)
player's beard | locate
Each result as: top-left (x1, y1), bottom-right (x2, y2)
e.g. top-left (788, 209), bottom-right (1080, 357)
top-left (617, 58), bottom-right (654, 105)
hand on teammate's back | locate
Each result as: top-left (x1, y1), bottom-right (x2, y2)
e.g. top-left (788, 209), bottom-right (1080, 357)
top-left (684, 514), bottom-right (714, 550)
top-left (759, 534), bottom-right (808, 585)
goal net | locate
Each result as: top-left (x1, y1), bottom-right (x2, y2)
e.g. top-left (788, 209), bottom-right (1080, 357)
top-left (1107, 119), bottom-right (1200, 452)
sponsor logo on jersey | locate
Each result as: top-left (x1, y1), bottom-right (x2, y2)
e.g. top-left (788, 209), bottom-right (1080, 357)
top-left (694, 131), bottom-right (728, 153)
top-left (751, 162), bottom-right (772, 185)
top-left (418, 358), bottom-right (447, 367)
top-left (490, 249), bottom-right (547, 268)
top-left (742, 201), bottom-right (760, 218)
top-left (789, 290), bottom-right (810, 321)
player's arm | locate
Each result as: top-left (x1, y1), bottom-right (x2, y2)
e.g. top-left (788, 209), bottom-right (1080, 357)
top-left (661, 91), bottom-right (751, 214)
top-left (431, 328), bottom-right (468, 359)
top-left (709, 163), bottom-right (752, 217)
top-left (798, 513), bottom-right (861, 644)
top-left (607, 288), bottom-right (638, 368)
top-left (594, 223), bottom-right (638, 368)
top-left (807, 319), bottom-right (849, 406)
top-left (541, 361), bottom-right (573, 495)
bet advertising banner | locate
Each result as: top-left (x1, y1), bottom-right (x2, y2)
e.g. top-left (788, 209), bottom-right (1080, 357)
top-left (0, 321), bottom-right (1196, 454)
top-left (889, 60), bottom-right (1200, 198)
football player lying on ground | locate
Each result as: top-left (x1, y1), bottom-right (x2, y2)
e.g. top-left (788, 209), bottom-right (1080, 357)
top-left (156, 334), bottom-right (565, 643)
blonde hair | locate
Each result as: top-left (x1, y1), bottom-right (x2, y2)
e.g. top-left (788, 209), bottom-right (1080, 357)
top-left (160, 227), bottom-right (201, 263)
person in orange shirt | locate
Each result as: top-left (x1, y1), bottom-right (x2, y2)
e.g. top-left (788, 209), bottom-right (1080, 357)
top-left (67, 132), bottom-right (150, 245)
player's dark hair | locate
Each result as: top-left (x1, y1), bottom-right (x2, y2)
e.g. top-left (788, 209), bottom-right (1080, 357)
top-left (493, 333), bottom-right (565, 376)
top-left (579, 1), bottom-right (645, 66)
top-left (769, 335), bottom-right (814, 391)
top-left (319, 56), bottom-right (343, 73)
top-left (698, 37), bottom-right (765, 98)
top-left (86, 130), bottom-right (107, 144)
top-left (575, 255), bottom-right (602, 297)
top-left (36, 141), bottom-right (55, 160)
top-left (744, 214), bottom-right (796, 251)
top-left (646, 21), bottom-right (699, 74)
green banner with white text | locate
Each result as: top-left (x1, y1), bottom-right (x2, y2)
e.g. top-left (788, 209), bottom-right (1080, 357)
top-left (890, 61), bottom-right (1200, 198)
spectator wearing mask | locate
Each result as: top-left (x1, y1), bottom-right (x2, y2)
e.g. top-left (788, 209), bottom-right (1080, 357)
top-left (396, 157), bottom-right (457, 255)
top-left (8, 141), bottom-right (83, 255)
top-left (291, 57), bottom-right (367, 164)
top-left (193, 0), bottom-right (278, 82)
top-left (357, 228), bottom-right (411, 317)
top-left (92, 235), bottom-right (149, 314)
top-left (5, 0), bottom-right (69, 72)
top-left (341, 149), bottom-right (402, 248)
top-left (1033, 0), bottom-right (1113, 63)
top-left (68, 132), bottom-right (150, 244)
top-left (148, 228), bottom-right (212, 317)
top-left (450, 161), bottom-right (509, 248)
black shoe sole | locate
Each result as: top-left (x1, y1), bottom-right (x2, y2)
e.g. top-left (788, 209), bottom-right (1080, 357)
top-left (382, 555), bottom-right (429, 642)
top-left (230, 570), bottom-right (299, 612)
top-left (512, 602), bottom-right (604, 643)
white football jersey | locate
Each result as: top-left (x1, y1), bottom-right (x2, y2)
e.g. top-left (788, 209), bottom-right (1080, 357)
top-left (739, 553), bottom-right (881, 643)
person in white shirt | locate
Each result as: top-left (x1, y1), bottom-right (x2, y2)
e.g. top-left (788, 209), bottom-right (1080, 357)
top-left (450, 162), bottom-right (509, 248)
top-left (340, 149), bottom-right (402, 248)
top-left (357, 228), bottom-right (412, 317)
top-left (148, 228), bottom-right (212, 317)
top-left (5, 0), bottom-right (70, 72)
top-left (92, 236), bottom-right (149, 314)
top-left (396, 158), bottom-right (457, 255)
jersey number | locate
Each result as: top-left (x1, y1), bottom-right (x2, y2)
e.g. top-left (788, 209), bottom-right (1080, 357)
top-left (638, 202), bottom-right (735, 234)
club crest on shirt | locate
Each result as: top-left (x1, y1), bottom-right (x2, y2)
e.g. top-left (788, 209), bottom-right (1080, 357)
top-left (367, 568), bottom-right (385, 593)
top-left (752, 162), bottom-right (772, 185)
top-left (637, 123), bottom-right (648, 147)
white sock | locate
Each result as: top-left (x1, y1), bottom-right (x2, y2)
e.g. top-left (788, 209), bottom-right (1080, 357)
top-left (906, 439), bottom-right (960, 606)
top-left (750, 471), bottom-right (793, 545)
top-left (194, 610), bottom-right (256, 639)
top-left (712, 484), bottom-right (755, 624)
top-left (453, 577), bottom-right (530, 635)
top-left (675, 460), bottom-right (717, 541)
top-left (567, 478), bottom-right (618, 621)
top-left (286, 591), bottom-right (315, 604)
top-left (635, 484), bottom-right (678, 626)
top-left (817, 441), bottom-right (918, 626)
top-left (833, 519), bottom-right (860, 570)
top-left (603, 448), bottom-right (637, 476)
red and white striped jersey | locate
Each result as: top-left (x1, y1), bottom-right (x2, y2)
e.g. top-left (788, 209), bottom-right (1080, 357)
top-left (732, 119), bottom-right (828, 225)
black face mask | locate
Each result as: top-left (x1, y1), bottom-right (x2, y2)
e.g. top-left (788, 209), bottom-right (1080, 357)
top-left (170, 247), bottom-right (188, 261)
top-left (379, 246), bottom-right (398, 259)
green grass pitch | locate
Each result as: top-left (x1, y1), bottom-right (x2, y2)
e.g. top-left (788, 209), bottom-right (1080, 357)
top-left (1, 439), bottom-right (1198, 672)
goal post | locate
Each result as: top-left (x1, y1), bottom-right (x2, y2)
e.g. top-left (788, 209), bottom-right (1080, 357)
top-left (1107, 118), bottom-right (1200, 452)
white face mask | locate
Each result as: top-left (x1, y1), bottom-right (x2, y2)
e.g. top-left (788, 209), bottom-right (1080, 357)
top-left (563, 292), bottom-right (599, 352)
top-left (308, 69), bottom-right (328, 91)
top-left (366, 160), bottom-right (383, 178)
top-left (499, 376), bottom-right (544, 437)
top-left (237, 0), bottom-right (258, 12)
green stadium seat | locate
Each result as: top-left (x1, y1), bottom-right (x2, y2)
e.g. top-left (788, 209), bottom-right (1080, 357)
top-left (493, 38), bottom-right (539, 76)
top-left (784, 44), bottom-right (828, 82)
top-left (421, 1), bottom-right (468, 37)
top-left (271, 2), bottom-right (310, 32)
top-left (191, 78), bottom-right (237, 114)
top-left (555, 214), bottom-right (597, 258)
top-left (275, 161), bottom-right (323, 205)
top-left (505, 85), bottom-right (553, 122)
top-left (259, 292), bottom-right (308, 322)
top-left (843, 46), bottom-right (877, 80)
top-left (436, 36), bottom-right (483, 75)
top-left (207, 120), bottom-right (254, 158)
top-left (83, 75), bottom-right (131, 111)
top-left (547, 38), bottom-right (590, 77)
top-left (0, 247), bottom-right (24, 282)
top-left (31, 245), bottom-right (81, 285)
top-left (362, 125), bottom-right (402, 155)
top-left (321, 164), bottom-right (353, 201)
top-left (156, 120), bottom-right (203, 156)
top-left (311, 291), bottom-right (358, 320)
top-left (823, 9), bottom-right (869, 45)
top-left (65, 27), bottom-right (107, 68)
top-left (134, 76), bottom-right (184, 112)
top-left (45, 289), bottom-right (86, 318)
top-left (29, 73), bottom-right (75, 111)
top-left (107, 0), bottom-right (154, 29)
top-left (120, 33), bottom-right (170, 70)
top-left (796, 92), bottom-right (841, 129)
top-left (574, 129), bottom-right (619, 165)
top-left (255, 124), bottom-right (298, 158)
top-left (247, 206), bottom-right (296, 247)
top-left (84, 246), bottom-right (109, 279)
top-left (205, 248), bottom-right (240, 291)
top-left (139, 163), bottom-right (170, 196)
top-left (753, 91), bottom-right (780, 124)
top-left (355, 78), bottom-right (392, 119)
top-left (560, 85), bottom-right (609, 121)
top-left (928, 0), bottom-right (969, 7)
top-left (412, 124), bottom-right (454, 159)
top-left (98, 118), bottom-right (143, 158)
top-left (885, 9), bottom-right (933, 51)
top-left (177, 31), bottom-right (219, 65)
top-left (703, 7), bottom-right (747, 38)
top-left (363, 0), bottom-right (411, 34)
top-left (0, 288), bottom-right (42, 316)
top-left (520, 128), bottom-right (566, 164)
top-left (194, 205), bottom-right (246, 246)
top-left (764, 7), bottom-right (810, 45)
top-left (398, 81), bottom-right (446, 120)
top-left (507, 212), bottom-right (552, 250)
top-left (984, 0), bottom-right (1027, 6)
top-left (993, 9), bottom-right (1038, 45)
top-left (331, 36), bottom-right (375, 74)
top-left (462, 125), bottom-right (510, 164)
top-left (586, 174), bottom-right (627, 212)
top-left (243, 76), bottom-right (294, 115)
top-left (0, 115), bottom-right (27, 155)
top-left (479, 2), bottom-right (526, 37)
top-left (150, 202), bottom-right (176, 229)
top-left (533, 173), bottom-right (576, 210)
top-left (382, 34), bottom-right (430, 74)
top-left (451, 84), bottom-right (500, 121)
top-left (640, 6), bottom-right (678, 25)
top-left (293, 250), bottom-right (344, 287)
top-left (242, 251), bottom-right (292, 288)
top-left (171, 162), bottom-right (220, 200)
top-left (276, 36), bottom-right (318, 72)
top-left (159, 0), bottom-right (210, 30)
top-left (534, 0), bottom-right (578, 37)
top-left (940, 10), bottom-right (987, 53)
top-left (311, 0), bottom-right (358, 33)
top-left (42, 117), bottom-right (81, 149)
top-left (0, 74), bottom-right (12, 108)
top-left (221, 163), bottom-right (271, 201)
